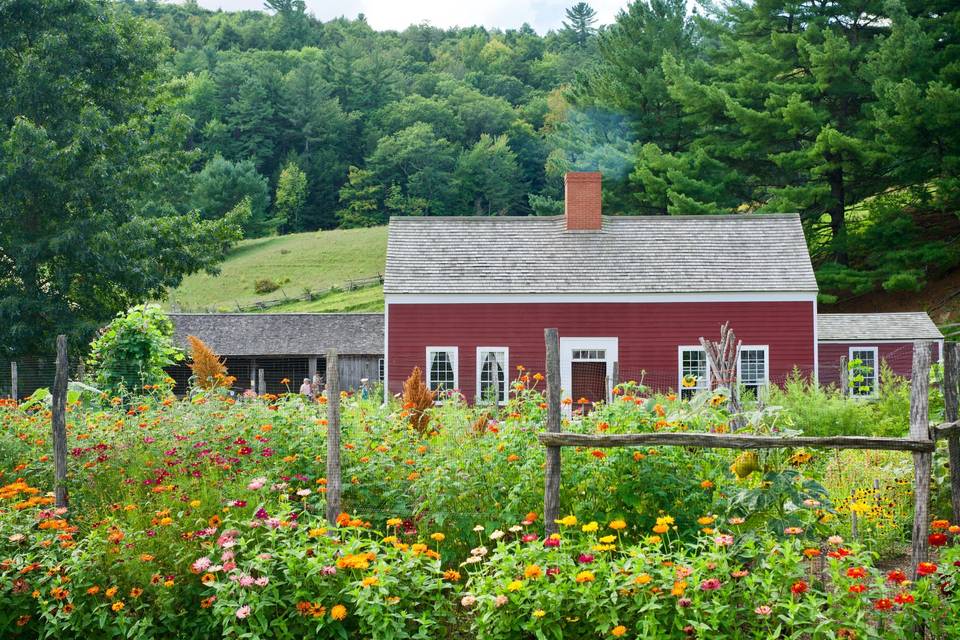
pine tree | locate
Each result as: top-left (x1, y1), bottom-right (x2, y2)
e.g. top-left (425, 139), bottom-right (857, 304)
top-left (562, 3), bottom-right (598, 48)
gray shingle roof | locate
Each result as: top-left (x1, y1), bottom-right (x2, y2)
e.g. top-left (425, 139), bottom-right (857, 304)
top-left (817, 313), bottom-right (943, 342)
top-left (168, 313), bottom-right (383, 356)
top-left (384, 214), bottom-right (818, 294)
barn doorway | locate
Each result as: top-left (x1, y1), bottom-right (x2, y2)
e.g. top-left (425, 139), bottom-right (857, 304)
top-left (559, 337), bottom-right (618, 415)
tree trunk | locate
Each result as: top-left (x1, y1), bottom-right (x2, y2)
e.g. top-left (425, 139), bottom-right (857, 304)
top-left (827, 163), bottom-right (848, 265)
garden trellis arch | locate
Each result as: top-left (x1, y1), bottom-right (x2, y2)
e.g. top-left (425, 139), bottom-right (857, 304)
top-left (539, 328), bottom-right (960, 579)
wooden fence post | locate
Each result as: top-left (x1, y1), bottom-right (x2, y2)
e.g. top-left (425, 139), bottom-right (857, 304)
top-left (325, 349), bottom-right (342, 526)
top-left (944, 342), bottom-right (960, 522)
top-left (258, 369), bottom-right (265, 396)
top-left (909, 341), bottom-right (932, 579)
top-left (839, 355), bottom-right (848, 396)
top-left (51, 336), bottom-right (69, 509)
top-left (10, 361), bottom-right (16, 402)
top-left (544, 328), bottom-right (562, 536)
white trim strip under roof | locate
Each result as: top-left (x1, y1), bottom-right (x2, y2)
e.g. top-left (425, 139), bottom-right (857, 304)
top-left (386, 292), bottom-right (818, 304)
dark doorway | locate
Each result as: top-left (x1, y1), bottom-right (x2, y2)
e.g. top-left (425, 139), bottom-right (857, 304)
top-left (571, 360), bottom-right (607, 412)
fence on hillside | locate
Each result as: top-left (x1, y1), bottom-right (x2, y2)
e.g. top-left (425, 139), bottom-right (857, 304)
top-left (169, 273), bottom-right (383, 313)
top-left (537, 327), bottom-right (960, 580)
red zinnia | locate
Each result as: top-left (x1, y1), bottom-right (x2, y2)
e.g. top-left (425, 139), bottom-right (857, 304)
top-left (848, 584), bottom-right (868, 594)
top-left (917, 562), bottom-right (938, 577)
top-left (846, 567), bottom-right (867, 579)
top-left (874, 598), bottom-right (893, 611)
top-left (791, 580), bottom-right (808, 595)
top-left (894, 592), bottom-right (914, 605)
top-left (886, 570), bottom-right (908, 584)
top-left (928, 533), bottom-right (948, 547)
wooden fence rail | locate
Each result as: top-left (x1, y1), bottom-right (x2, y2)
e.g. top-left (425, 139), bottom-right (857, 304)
top-left (538, 332), bottom-right (957, 580)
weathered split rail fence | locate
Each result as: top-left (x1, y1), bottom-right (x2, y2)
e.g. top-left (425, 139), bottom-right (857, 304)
top-left (539, 328), bottom-right (960, 580)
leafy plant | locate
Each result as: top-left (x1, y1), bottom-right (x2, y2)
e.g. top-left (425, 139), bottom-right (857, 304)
top-left (87, 304), bottom-right (182, 397)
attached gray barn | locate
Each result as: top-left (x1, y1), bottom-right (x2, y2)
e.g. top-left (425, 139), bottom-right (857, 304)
top-left (167, 313), bottom-right (384, 394)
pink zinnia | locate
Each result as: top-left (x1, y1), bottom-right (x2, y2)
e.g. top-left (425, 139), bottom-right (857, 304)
top-left (700, 578), bottom-right (722, 591)
top-left (714, 534), bottom-right (734, 547)
top-left (236, 605), bottom-right (251, 619)
top-left (239, 575), bottom-right (255, 587)
top-left (577, 554), bottom-right (595, 564)
top-left (192, 557), bottom-right (211, 572)
top-left (755, 605), bottom-right (772, 616)
top-left (543, 538), bottom-right (560, 548)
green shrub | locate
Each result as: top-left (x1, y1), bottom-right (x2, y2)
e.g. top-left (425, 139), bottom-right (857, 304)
top-left (254, 278), bottom-right (280, 294)
top-left (87, 304), bottom-right (182, 397)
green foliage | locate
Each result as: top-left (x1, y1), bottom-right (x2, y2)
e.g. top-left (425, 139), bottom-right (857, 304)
top-left (765, 367), bottom-right (910, 438)
top-left (336, 166), bottom-right (386, 228)
top-left (275, 160), bottom-right (309, 233)
top-left (455, 135), bottom-right (526, 215)
top-left (87, 305), bottom-right (183, 396)
top-left (0, 0), bottom-right (242, 357)
top-left (193, 155), bottom-right (278, 237)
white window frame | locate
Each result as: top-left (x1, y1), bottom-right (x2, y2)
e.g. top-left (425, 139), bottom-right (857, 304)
top-left (476, 347), bottom-right (509, 405)
top-left (377, 357), bottom-right (385, 383)
top-left (848, 346), bottom-right (879, 398)
top-left (678, 345), bottom-right (711, 398)
top-left (737, 345), bottom-right (769, 395)
top-left (426, 347), bottom-right (458, 395)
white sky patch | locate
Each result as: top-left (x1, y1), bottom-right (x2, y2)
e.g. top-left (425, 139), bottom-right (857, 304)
top-left (181, 0), bottom-right (628, 33)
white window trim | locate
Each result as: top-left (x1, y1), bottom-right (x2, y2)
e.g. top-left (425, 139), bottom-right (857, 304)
top-left (476, 347), bottom-right (509, 405)
top-left (678, 345), bottom-right (711, 394)
top-left (426, 347), bottom-right (458, 395)
top-left (848, 346), bottom-right (879, 398)
top-left (737, 345), bottom-right (770, 390)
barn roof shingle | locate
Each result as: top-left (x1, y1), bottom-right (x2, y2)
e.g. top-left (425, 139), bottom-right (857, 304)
top-left (384, 214), bottom-right (818, 295)
top-left (817, 313), bottom-right (943, 342)
top-left (168, 313), bottom-right (383, 357)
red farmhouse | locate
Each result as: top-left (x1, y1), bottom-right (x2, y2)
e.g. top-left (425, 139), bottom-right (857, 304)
top-left (383, 172), bottom-right (942, 404)
top-left (384, 171), bottom-right (822, 404)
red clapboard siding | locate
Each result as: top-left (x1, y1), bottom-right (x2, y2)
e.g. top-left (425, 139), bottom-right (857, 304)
top-left (818, 342), bottom-right (941, 388)
top-left (387, 301), bottom-right (815, 397)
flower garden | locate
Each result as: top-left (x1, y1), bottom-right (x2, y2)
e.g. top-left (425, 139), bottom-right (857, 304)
top-left (2, 358), bottom-right (960, 638)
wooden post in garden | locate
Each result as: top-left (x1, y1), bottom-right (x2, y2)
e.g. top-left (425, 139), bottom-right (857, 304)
top-left (943, 342), bottom-right (960, 522)
top-left (10, 361), bottom-right (16, 401)
top-left (325, 349), bottom-right (342, 526)
top-left (258, 368), bottom-right (265, 396)
top-left (544, 328), bottom-right (562, 536)
top-left (611, 360), bottom-right (619, 400)
top-left (839, 356), bottom-right (848, 396)
top-left (51, 336), bottom-right (69, 509)
top-left (909, 341), bottom-right (932, 579)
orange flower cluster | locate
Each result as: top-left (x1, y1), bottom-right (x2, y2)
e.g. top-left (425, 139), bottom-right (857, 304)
top-left (1, 479), bottom-right (41, 501)
top-left (336, 552), bottom-right (376, 570)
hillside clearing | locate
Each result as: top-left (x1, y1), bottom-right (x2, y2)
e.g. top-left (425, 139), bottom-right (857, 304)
top-left (163, 227), bottom-right (387, 312)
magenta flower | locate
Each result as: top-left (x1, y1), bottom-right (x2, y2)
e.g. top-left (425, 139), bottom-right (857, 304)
top-left (577, 554), bottom-right (595, 564)
top-left (700, 578), bottom-right (722, 591)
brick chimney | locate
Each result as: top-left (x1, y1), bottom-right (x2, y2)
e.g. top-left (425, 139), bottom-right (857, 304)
top-left (564, 172), bottom-right (602, 230)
